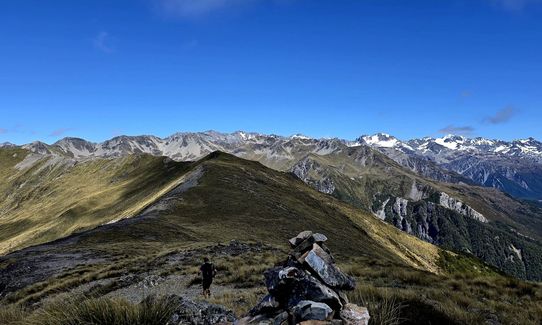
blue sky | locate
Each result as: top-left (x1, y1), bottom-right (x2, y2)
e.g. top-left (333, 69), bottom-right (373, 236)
top-left (1, 0), bottom-right (541, 144)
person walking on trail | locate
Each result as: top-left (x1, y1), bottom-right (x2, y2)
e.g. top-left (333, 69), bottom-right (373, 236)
top-left (200, 257), bottom-right (217, 298)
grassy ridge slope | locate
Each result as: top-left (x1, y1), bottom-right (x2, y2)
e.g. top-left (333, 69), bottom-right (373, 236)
top-left (0, 148), bottom-right (193, 254)
top-left (1, 152), bottom-right (540, 324)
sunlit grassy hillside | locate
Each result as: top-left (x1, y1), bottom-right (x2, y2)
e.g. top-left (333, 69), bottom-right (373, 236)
top-left (0, 148), bottom-right (193, 254)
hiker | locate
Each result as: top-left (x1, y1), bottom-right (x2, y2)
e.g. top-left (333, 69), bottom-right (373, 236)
top-left (200, 257), bottom-right (217, 298)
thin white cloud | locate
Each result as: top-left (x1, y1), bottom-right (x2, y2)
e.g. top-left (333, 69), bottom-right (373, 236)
top-left (93, 32), bottom-right (114, 53)
top-left (484, 106), bottom-right (518, 124)
top-left (156, 0), bottom-right (256, 18)
top-left (491, 0), bottom-right (542, 11)
top-left (438, 125), bottom-right (475, 136)
top-left (49, 128), bottom-right (73, 137)
top-left (182, 39), bottom-right (199, 49)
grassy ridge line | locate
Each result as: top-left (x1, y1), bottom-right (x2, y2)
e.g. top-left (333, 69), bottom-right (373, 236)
top-left (0, 149), bottom-right (195, 254)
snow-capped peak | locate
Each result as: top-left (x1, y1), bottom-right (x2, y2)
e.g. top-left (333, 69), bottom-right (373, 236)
top-left (290, 134), bottom-right (311, 140)
top-left (359, 133), bottom-right (400, 148)
top-left (434, 134), bottom-right (468, 150)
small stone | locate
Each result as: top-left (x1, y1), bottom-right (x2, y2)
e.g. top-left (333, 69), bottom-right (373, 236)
top-left (293, 300), bottom-right (334, 322)
top-left (340, 304), bottom-right (370, 325)
top-left (312, 233), bottom-right (328, 243)
top-left (289, 231), bottom-right (314, 248)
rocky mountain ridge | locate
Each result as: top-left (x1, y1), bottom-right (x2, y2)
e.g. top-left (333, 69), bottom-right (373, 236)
top-left (15, 131), bottom-right (542, 201)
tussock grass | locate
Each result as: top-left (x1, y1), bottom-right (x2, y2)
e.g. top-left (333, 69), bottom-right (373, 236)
top-left (348, 287), bottom-right (403, 325)
top-left (1, 295), bottom-right (178, 325)
top-left (0, 303), bottom-right (27, 324)
top-left (342, 255), bottom-right (542, 325)
top-left (213, 252), bottom-right (281, 288)
top-left (208, 288), bottom-right (266, 316)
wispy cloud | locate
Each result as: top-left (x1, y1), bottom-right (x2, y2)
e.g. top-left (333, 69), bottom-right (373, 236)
top-left (460, 90), bottom-right (472, 98)
top-left (49, 128), bottom-right (73, 137)
top-left (490, 0), bottom-right (542, 11)
top-left (438, 125), bottom-right (475, 136)
top-left (155, 0), bottom-right (255, 18)
top-left (182, 39), bottom-right (199, 50)
top-left (484, 106), bottom-right (518, 124)
top-left (93, 32), bottom-right (114, 53)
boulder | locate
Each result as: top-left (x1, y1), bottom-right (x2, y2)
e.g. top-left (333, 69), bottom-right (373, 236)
top-left (288, 273), bottom-right (342, 311)
top-left (166, 295), bottom-right (236, 325)
top-left (265, 266), bottom-right (305, 299)
top-left (303, 244), bottom-right (355, 290)
top-left (339, 304), bottom-right (370, 325)
top-left (293, 300), bottom-right (334, 322)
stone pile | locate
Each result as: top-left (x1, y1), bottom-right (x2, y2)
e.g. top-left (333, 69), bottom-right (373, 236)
top-left (237, 231), bottom-right (370, 325)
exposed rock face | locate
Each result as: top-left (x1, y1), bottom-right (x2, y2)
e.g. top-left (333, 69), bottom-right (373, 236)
top-left (438, 192), bottom-right (487, 223)
top-left (237, 231), bottom-right (369, 325)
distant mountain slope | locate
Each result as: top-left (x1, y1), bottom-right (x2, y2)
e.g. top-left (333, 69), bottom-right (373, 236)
top-left (357, 133), bottom-right (542, 200)
top-left (0, 147), bottom-right (194, 254)
top-left (289, 149), bottom-right (542, 280)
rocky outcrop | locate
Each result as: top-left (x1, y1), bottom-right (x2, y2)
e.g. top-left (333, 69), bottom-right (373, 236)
top-left (167, 295), bottom-right (236, 325)
top-left (237, 231), bottom-right (369, 325)
top-left (438, 192), bottom-right (487, 223)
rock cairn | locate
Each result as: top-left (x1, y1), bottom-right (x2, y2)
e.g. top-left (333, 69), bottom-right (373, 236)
top-left (237, 231), bottom-right (370, 325)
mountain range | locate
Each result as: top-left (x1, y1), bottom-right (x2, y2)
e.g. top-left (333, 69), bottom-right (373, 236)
top-left (2, 131), bottom-right (542, 281)
top-left (16, 131), bottom-right (542, 201)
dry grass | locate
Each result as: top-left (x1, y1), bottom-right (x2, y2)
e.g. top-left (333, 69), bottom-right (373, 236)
top-left (0, 150), bottom-right (192, 254)
top-left (342, 257), bottom-right (542, 325)
top-left (208, 288), bottom-right (266, 316)
top-left (1, 295), bottom-right (178, 325)
top-left (348, 287), bottom-right (403, 325)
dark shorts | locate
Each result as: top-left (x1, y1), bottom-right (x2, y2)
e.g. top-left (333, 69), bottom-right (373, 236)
top-left (202, 278), bottom-right (212, 290)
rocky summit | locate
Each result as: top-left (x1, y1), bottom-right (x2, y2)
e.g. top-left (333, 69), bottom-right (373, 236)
top-left (237, 231), bottom-right (370, 325)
